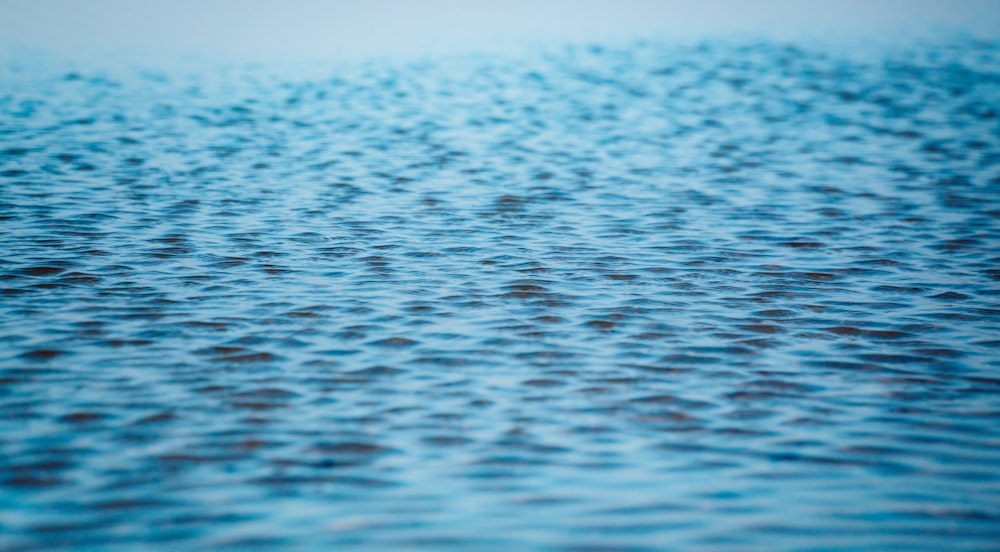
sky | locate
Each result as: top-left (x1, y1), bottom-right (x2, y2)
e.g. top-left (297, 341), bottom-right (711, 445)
top-left (1, 0), bottom-right (998, 63)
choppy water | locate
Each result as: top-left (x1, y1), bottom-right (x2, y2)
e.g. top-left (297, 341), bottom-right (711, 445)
top-left (2, 38), bottom-right (1000, 550)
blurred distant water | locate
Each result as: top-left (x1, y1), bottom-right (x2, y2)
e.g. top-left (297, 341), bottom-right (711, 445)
top-left (1, 36), bottom-right (1000, 550)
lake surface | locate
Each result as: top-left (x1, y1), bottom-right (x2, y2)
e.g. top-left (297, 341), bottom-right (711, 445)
top-left (2, 38), bottom-right (999, 550)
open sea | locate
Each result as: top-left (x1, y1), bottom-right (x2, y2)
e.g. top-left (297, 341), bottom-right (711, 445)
top-left (2, 36), bottom-right (1000, 550)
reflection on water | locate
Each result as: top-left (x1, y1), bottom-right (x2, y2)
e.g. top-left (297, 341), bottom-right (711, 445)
top-left (1, 38), bottom-right (999, 549)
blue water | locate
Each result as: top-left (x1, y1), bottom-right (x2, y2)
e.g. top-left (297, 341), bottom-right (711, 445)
top-left (2, 38), bottom-right (1000, 550)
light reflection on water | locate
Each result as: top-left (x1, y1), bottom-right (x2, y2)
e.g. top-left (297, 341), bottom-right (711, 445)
top-left (1, 38), bottom-right (999, 549)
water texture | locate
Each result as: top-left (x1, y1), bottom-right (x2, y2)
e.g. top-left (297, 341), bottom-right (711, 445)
top-left (1, 38), bottom-right (1000, 550)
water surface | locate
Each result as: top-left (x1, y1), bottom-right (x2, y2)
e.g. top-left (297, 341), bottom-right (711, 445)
top-left (2, 38), bottom-right (1000, 550)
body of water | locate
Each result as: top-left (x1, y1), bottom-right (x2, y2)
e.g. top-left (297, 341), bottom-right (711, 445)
top-left (2, 37), bottom-right (1000, 549)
